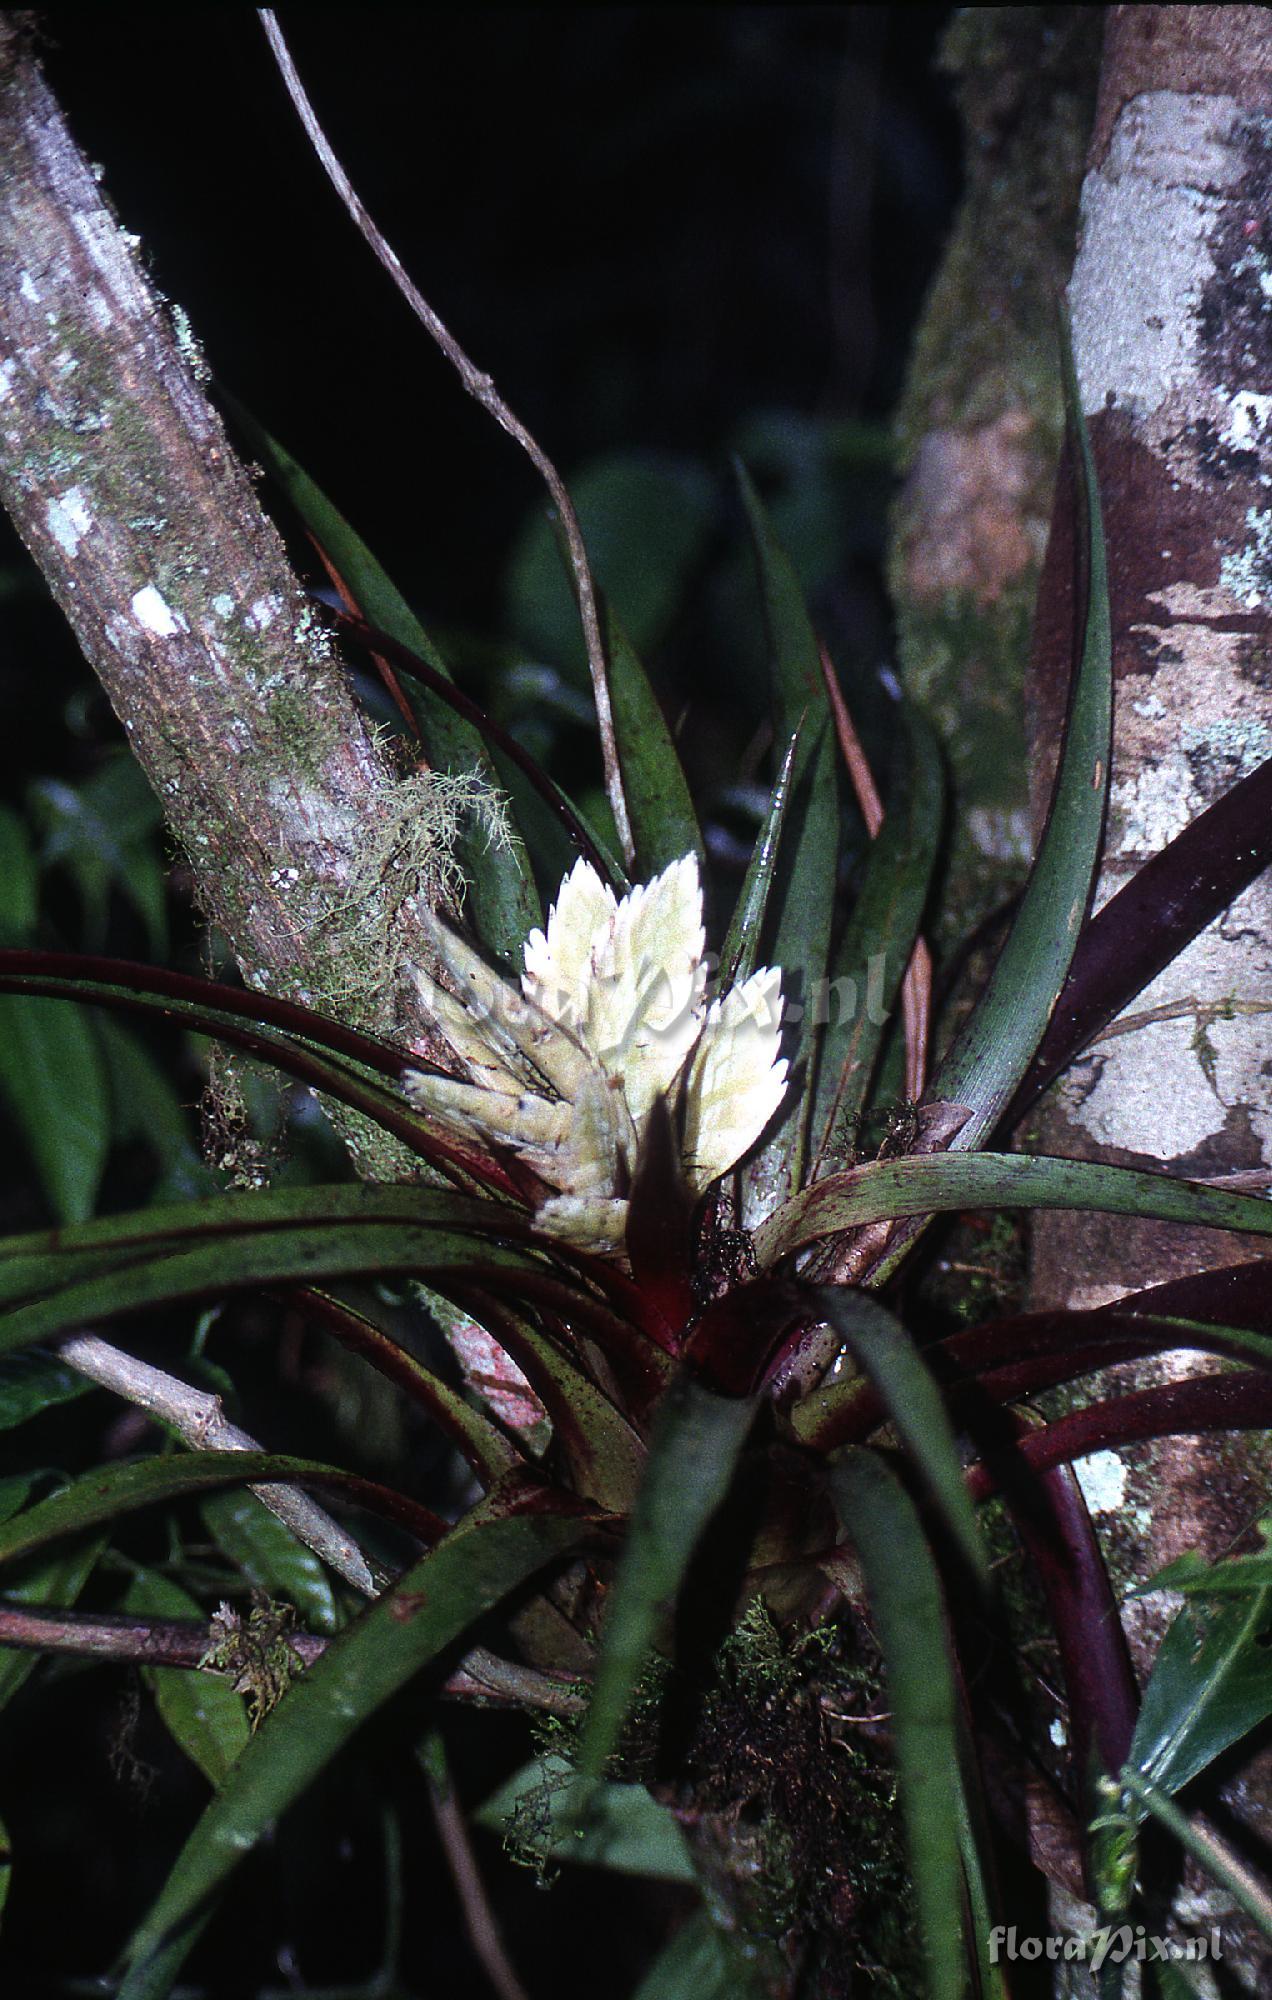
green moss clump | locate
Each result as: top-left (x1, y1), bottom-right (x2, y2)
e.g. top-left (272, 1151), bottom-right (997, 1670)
top-left (525, 1603), bottom-right (921, 1994)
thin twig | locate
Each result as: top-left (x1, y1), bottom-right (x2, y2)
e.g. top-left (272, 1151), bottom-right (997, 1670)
top-left (422, 1735), bottom-right (532, 2000)
top-left (0, 1598), bottom-right (326, 1670)
top-left (55, 1331), bottom-right (379, 1598)
top-left (1090, 993), bottom-right (1272, 1046)
top-left (818, 644), bottom-right (932, 1098)
top-left (1190, 1167), bottom-right (1272, 1191)
top-left (258, 9), bottom-right (634, 872)
top-left (0, 1595), bottom-right (586, 1715)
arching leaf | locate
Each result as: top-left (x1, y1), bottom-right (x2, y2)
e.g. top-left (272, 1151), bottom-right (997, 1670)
top-left (577, 1372), bottom-right (757, 1780)
top-left (829, 1449), bottom-right (967, 2000)
top-left (812, 707), bottom-right (944, 1170)
top-left (925, 315), bottom-right (1111, 1149)
top-left (758, 1150), bottom-right (1272, 1267)
top-left (735, 468), bottom-right (839, 1215)
top-left (810, 1289), bottom-right (986, 1584)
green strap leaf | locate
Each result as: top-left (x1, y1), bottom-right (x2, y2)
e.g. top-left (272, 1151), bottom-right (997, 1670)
top-left (812, 707), bottom-right (945, 1171)
top-left (810, 1289), bottom-right (986, 1585)
top-left (927, 314), bottom-right (1111, 1149)
top-left (0, 997), bottom-right (109, 1222)
top-left (0, 953), bottom-right (492, 1175)
top-left (123, 1570), bottom-right (249, 1788)
top-left (0, 1453), bottom-right (439, 1570)
top-left (0, 1226), bottom-right (533, 1353)
top-left (118, 1510), bottom-right (592, 2000)
top-left (954, 1736), bottom-right (1011, 2000)
top-left (0, 1182), bottom-right (538, 1347)
top-left (0, 1179), bottom-right (509, 1265)
top-left (757, 1150), bottom-right (1272, 1266)
top-left (603, 602), bottom-right (704, 879)
top-left (829, 1449), bottom-right (967, 2000)
top-left (578, 1372), bottom-right (757, 1780)
top-left (1117, 1770), bottom-right (1272, 1942)
top-left (736, 467), bottom-right (839, 1213)
top-left (719, 727), bottom-right (799, 989)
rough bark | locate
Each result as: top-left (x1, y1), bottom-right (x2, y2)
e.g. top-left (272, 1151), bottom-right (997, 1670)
top-left (0, 16), bottom-right (452, 1177)
top-left (1027, 8), bottom-right (1272, 1986)
top-left (890, 7), bottom-right (1103, 938)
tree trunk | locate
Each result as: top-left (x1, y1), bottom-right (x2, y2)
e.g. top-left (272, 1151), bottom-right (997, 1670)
top-left (0, 15), bottom-right (456, 1179)
top-left (890, 6), bottom-right (1102, 941)
top-left (1027, 7), bottom-right (1272, 1986)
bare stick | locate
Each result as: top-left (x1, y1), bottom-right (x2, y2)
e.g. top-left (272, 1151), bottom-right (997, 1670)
top-left (43, 1334), bottom-right (591, 1712)
top-left (258, 9), bottom-right (635, 874)
top-left (1091, 994), bottom-right (1272, 1046)
top-left (423, 1736), bottom-right (532, 2000)
top-left (56, 1331), bottom-right (378, 1598)
top-left (0, 1596), bottom-right (585, 1715)
top-left (0, 1598), bottom-right (326, 1671)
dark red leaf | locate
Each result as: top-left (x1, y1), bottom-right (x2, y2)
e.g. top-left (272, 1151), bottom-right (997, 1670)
top-left (968, 1371), bottom-right (1272, 1501)
top-left (1006, 755), bottom-right (1272, 1127)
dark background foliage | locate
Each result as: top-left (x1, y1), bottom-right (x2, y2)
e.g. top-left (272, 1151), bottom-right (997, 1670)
top-left (0, 10), bottom-right (959, 1994)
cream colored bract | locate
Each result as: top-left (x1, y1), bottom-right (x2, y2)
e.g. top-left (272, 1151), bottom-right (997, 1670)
top-left (405, 854), bottom-right (788, 1255)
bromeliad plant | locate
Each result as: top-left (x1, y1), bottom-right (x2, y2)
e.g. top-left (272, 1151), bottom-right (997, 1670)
top-left (6, 34), bottom-right (1272, 2000)
top-left (6, 364), bottom-right (1272, 2000)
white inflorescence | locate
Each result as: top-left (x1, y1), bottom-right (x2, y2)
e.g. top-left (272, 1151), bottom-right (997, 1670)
top-left (404, 853), bottom-right (787, 1255)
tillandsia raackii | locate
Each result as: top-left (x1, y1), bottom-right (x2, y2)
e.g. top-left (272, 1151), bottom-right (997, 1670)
top-left (3, 15), bottom-right (1272, 2000)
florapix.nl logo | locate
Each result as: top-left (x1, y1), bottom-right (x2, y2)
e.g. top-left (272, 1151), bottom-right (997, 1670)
top-left (988, 1924), bottom-right (1223, 1971)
